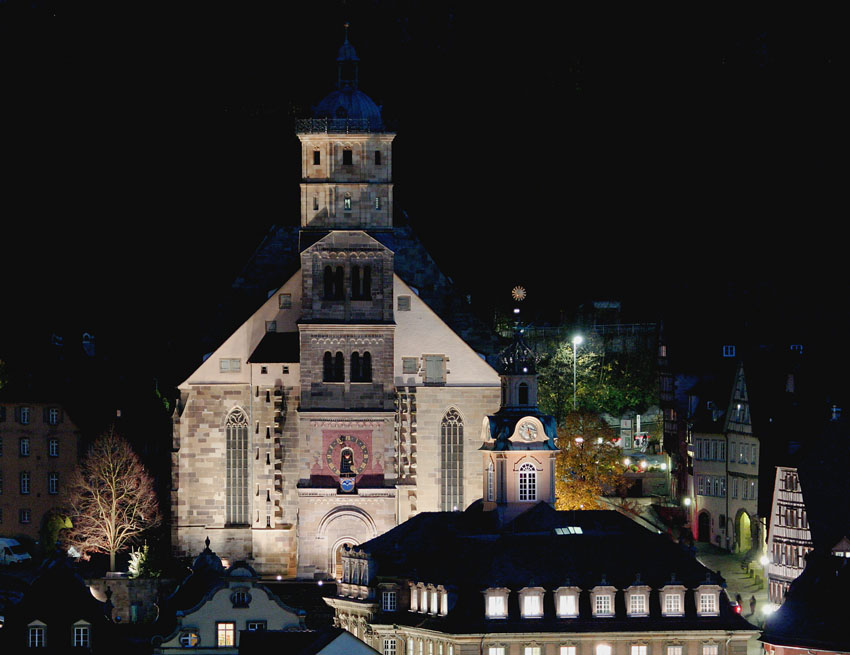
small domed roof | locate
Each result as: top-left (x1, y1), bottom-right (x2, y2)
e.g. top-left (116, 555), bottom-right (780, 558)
top-left (314, 88), bottom-right (383, 129)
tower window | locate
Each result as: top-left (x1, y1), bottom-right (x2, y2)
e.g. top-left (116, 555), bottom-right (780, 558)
top-left (375, 150), bottom-right (382, 165)
top-left (375, 196), bottom-right (381, 209)
top-left (343, 148), bottom-right (353, 165)
top-left (518, 462), bottom-right (536, 501)
top-left (324, 266), bottom-right (344, 300)
top-left (352, 265), bottom-right (372, 300)
top-left (313, 150), bottom-right (321, 165)
top-left (350, 351), bottom-right (372, 382)
top-left (324, 351), bottom-right (345, 382)
top-left (440, 408), bottom-right (464, 511)
top-left (518, 382), bottom-right (529, 405)
top-left (313, 196), bottom-right (319, 210)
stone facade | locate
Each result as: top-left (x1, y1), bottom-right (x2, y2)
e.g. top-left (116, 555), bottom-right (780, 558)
top-left (171, 35), bottom-right (501, 577)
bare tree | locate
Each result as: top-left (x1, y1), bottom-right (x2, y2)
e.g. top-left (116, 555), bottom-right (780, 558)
top-left (65, 429), bottom-right (161, 571)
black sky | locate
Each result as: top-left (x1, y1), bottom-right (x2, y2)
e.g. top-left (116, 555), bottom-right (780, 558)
top-left (0, 3), bottom-right (844, 382)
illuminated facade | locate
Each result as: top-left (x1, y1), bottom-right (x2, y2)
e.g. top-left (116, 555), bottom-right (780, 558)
top-left (170, 31), bottom-right (500, 577)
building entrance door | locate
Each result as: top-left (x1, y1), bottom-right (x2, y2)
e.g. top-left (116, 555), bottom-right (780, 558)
top-left (737, 511), bottom-right (752, 553)
top-left (697, 511), bottom-right (711, 542)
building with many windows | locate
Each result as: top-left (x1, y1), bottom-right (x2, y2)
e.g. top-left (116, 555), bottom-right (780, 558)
top-left (686, 361), bottom-right (761, 553)
top-left (325, 329), bottom-right (758, 655)
top-left (0, 400), bottom-right (80, 540)
top-left (170, 30), bottom-right (501, 577)
top-left (764, 466), bottom-right (811, 606)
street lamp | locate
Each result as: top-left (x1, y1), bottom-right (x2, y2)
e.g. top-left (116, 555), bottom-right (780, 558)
top-left (572, 335), bottom-right (583, 410)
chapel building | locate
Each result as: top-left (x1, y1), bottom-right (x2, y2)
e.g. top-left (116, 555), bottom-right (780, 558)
top-left (170, 30), bottom-right (501, 578)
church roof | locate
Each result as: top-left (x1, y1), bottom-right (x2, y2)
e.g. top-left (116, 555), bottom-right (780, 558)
top-left (248, 332), bottom-right (300, 363)
top-left (354, 504), bottom-right (754, 635)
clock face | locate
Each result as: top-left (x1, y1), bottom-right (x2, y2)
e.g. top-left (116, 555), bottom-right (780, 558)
top-left (326, 435), bottom-right (370, 476)
top-left (518, 421), bottom-right (538, 441)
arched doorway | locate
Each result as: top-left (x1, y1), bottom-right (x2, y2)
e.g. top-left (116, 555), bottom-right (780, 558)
top-left (697, 511), bottom-right (711, 542)
top-left (332, 538), bottom-right (358, 580)
top-left (737, 510), bottom-right (752, 553)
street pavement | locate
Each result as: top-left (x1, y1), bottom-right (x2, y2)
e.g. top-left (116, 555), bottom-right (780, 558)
top-left (695, 543), bottom-right (769, 655)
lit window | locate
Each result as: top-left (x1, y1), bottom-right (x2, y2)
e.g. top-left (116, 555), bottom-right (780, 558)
top-left (247, 621), bottom-right (266, 631)
top-left (375, 196), bottom-right (381, 209)
top-left (557, 592), bottom-right (578, 617)
top-left (179, 630), bottom-right (200, 647)
top-left (28, 625), bottom-right (45, 647)
top-left (48, 408), bottom-right (60, 425)
top-left (521, 592), bottom-right (542, 618)
top-left (20, 438), bottom-right (30, 456)
top-left (596, 645), bottom-right (612, 655)
top-left (667, 647), bottom-right (683, 655)
top-left (594, 593), bottom-right (612, 616)
top-left (488, 648), bottom-right (505, 655)
top-left (664, 593), bottom-right (683, 615)
top-left (217, 622), bottom-right (235, 647)
top-left (703, 645), bottom-right (719, 655)
top-left (430, 589), bottom-right (439, 613)
top-left (49, 439), bottom-right (59, 457)
top-left (20, 406), bottom-right (31, 424)
top-left (73, 625), bottom-right (90, 647)
top-left (699, 593), bottom-right (718, 615)
top-left (382, 590), bottom-right (397, 612)
top-left (629, 593), bottom-right (647, 615)
top-left (631, 646), bottom-right (648, 655)
top-left (518, 463), bottom-right (537, 502)
top-left (487, 592), bottom-right (507, 618)
top-left (48, 473), bottom-right (59, 495)
top-left (561, 648), bottom-right (577, 655)
top-left (524, 647), bottom-right (542, 655)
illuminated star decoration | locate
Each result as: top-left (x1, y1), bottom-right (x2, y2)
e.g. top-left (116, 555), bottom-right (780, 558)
top-left (511, 286), bottom-right (527, 302)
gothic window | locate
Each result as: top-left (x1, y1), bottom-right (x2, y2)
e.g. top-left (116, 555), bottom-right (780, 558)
top-left (440, 409), bottom-right (463, 511)
top-left (225, 409), bottom-right (249, 525)
top-left (351, 352), bottom-right (372, 382)
top-left (352, 265), bottom-right (372, 300)
top-left (518, 382), bottom-right (529, 405)
top-left (487, 460), bottom-right (495, 502)
top-left (518, 463), bottom-right (536, 501)
top-left (324, 352), bottom-right (345, 382)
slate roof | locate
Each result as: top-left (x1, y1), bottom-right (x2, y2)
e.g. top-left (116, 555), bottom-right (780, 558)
top-left (239, 626), bottom-right (381, 655)
top-left (248, 332), bottom-right (300, 363)
top-left (355, 503), bottom-right (756, 635)
top-left (760, 552), bottom-right (850, 652)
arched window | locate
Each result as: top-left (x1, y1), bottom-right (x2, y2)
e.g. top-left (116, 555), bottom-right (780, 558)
top-left (323, 352), bottom-right (345, 382)
top-left (225, 409), bottom-right (249, 525)
top-left (351, 351), bottom-right (372, 382)
top-left (487, 460), bottom-right (495, 502)
top-left (440, 409), bottom-right (463, 511)
top-left (518, 382), bottom-right (529, 405)
top-left (323, 266), bottom-right (334, 299)
top-left (518, 462), bottom-right (537, 502)
top-left (334, 266), bottom-right (344, 299)
top-left (351, 265), bottom-right (372, 300)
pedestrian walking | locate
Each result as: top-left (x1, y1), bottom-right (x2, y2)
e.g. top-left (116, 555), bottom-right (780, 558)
top-left (736, 593), bottom-right (742, 606)
top-left (749, 594), bottom-right (756, 616)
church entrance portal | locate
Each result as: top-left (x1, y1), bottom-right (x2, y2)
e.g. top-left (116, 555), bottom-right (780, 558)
top-left (697, 511), bottom-right (711, 542)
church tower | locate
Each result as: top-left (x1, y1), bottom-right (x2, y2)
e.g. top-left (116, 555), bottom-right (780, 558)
top-left (481, 328), bottom-right (559, 521)
top-left (296, 24), bottom-right (394, 230)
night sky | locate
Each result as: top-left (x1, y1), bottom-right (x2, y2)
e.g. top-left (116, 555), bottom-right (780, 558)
top-left (0, 3), bottom-right (844, 388)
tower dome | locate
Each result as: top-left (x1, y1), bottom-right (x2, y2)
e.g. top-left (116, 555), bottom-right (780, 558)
top-left (313, 24), bottom-right (384, 131)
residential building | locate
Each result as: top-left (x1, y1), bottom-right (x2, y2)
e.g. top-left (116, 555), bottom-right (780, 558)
top-left (0, 400), bottom-right (79, 540)
top-left (170, 29), bottom-right (501, 577)
top-left (765, 466), bottom-right (811, 605)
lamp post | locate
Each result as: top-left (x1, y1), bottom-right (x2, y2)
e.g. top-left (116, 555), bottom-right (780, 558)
top-left (572, 335), bottom-right (583, 410)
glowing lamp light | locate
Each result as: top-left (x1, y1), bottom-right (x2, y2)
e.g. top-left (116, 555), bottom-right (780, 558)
top-left (660, 462), bottom-right (667, 471)
top-left (624, 458), bottom-right (631, 466)
top-left (513, 308), bottom-right (521, 314)
top-left (683, 497), bottom-right (692, 507)
top-left (574, 437), bottom-right (584, 444)
top-left (760, 555), bottom-right (770, 566)
top-left (762, 604), bottom-right (777, 616)
top-left (317, 580), bottom-right (323, 586)
top-left (522, 367), bottom-right (528, 373)
top-left (733, 603), bottom-right (742, 614)
top-left (639, 460), bottom-right (648, 470)
top-left (277, 575), bottom-right (283, 581)
top-left (572, 335), bottom-right (584, 346)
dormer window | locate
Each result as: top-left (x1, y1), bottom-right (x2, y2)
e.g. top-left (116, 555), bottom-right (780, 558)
top-left (382, 590), bottom-right (397, 612)
top-left (28, 621), bottom-right (46, 648)
top-left (519, 587), bottom-right (544, 618)
top-left (231, 590), bottom-right (251, 608)
top-left (594, 593), bottom-right (613, 616)
top-left (696, 584), bottom-right (721, 616)
top-left (419, 585), bottom-right (429, 613)
top-left (73, 621), bottom-right (91, 648)
top-left (555, 587), bottom-right (579, 618)
top-left (485, 588), bottom-right (509, 619)
top-left (661, 584), bottom-right (686, 616)
top-left (409, 583), bottom-right (419, 612)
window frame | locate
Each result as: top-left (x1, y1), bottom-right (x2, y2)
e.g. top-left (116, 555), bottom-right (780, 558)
top-left (216, 622), bottom-right (236, 647)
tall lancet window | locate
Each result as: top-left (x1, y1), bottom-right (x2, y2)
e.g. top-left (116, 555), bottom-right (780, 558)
top-left (440, 409), bottom-right (464, 511)
top-left (225, 408), bottom-right (249, 525)
top-left (487, 460), bottom-right (495, 502)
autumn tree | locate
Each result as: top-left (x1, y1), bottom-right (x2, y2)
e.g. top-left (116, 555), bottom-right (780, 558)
top-left (555, 410), bottom-right (628, 510)
top-left (65, 429), bottom-right (161, 571)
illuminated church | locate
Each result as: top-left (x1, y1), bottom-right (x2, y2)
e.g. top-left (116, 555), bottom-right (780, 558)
top-left (171, 30), bottom-right (501, 578)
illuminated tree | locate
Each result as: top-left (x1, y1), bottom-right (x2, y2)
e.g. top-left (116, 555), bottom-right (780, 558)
top-left (555, 410), bottom-right (628, 510)
top-left (65, 430), bottom-right (161, 571)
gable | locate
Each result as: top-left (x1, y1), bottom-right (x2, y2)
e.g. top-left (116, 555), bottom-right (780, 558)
top-left (393, 276), bottom-right (499, 386)
top-left (724, 362), bottom-right (753, 437)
